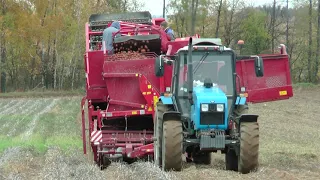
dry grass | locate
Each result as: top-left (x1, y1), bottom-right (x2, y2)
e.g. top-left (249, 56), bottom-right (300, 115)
top-left (0, 87), bottom-right (319, 179)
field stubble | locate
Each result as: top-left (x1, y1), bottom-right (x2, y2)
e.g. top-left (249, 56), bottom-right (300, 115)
top-left (0, 88), bottom-right (319, 180)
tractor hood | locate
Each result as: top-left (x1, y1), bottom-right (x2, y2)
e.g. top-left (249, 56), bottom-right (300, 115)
top-left (193, 85), bottom-right (227, 104)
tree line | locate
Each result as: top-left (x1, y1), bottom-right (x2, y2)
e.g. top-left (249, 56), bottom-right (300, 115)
top-left (0, 0), bottom-right (319, 92)
top-left (0, 0), bottom-right (142, 92)
top-left (167, 0), bottom-right (320, 83)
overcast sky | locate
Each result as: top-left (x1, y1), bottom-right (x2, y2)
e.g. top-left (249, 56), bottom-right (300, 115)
top-left (140, 0), bottom-right (293, 17)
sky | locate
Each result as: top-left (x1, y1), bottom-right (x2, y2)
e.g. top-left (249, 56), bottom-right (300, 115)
top-left (140, 0), bottom-right (294, 17)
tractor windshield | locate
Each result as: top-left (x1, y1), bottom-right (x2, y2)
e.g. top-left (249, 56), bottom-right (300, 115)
top-left (177, 51), bottom-right (234, 96)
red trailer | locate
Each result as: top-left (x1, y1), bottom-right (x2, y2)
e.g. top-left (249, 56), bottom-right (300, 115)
top-left (81, 11), bottom-right (293, 170)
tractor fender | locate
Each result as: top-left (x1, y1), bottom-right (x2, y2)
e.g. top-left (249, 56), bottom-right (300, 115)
top-left (238, 114), bottom-right (259, 124)
top-left (163, 111), bottom-right (181, 122)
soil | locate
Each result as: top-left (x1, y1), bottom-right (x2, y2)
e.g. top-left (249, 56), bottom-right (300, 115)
top-left (0, 88), bottom-right (319, 180)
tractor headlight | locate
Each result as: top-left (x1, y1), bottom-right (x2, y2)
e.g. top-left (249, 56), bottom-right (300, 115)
top-left (201, 104), bottom-right (209, 112)
top-left (216, 104), bottom-right (224, 112)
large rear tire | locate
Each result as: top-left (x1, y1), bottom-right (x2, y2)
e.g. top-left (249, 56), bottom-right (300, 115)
top-left (238, 122), bottom-right (259, 174)
top-left (161, 120), bottom-right (183, 171)
top-left (153, 102), bottom-right (167, 167)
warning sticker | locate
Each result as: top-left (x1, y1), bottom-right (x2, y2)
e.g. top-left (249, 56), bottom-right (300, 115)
top-left (279, 90), bottom-right (287, 96)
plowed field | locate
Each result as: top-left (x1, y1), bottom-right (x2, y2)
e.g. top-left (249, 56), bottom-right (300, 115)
top-left (0, 88), bottom-right (319, 180)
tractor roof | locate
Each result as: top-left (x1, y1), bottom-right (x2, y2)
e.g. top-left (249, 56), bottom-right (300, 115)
top-left (176, 38), bottom-right (232, 53)
top-left (191, 38), bottom-right (223, 46)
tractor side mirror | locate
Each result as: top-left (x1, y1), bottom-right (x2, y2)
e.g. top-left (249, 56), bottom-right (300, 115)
top-left (155, 57), bottom-right (164, 77)
top-left (254, 56), bottom-right (264, 77)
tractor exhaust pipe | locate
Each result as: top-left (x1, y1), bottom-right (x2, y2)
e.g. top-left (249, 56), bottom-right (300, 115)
top-left (187, 37), bottom-right (194, 105)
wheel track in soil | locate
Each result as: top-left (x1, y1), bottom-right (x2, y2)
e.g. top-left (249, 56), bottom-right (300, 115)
top-left (20, 98), bottom-right (58, 140)
top-left (0, 99), bottom-right (16, 112)
top-left (7, 99), bottom-right (45, 136)
top-left (0, 99), bottom-right (22, 115)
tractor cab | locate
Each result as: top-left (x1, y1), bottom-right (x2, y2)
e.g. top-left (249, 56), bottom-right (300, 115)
top-left (170, 38), bottom-right (263, 131)
top-left (175, 40), bottom-right (234, 130)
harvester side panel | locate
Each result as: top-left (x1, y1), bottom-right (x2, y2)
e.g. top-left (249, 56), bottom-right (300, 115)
top-left (86, 51), bottom-right (109, 101)
top-left (103, 58), bottom-right (173, 113)
top-left (236, 54), bottom-right (293, 103)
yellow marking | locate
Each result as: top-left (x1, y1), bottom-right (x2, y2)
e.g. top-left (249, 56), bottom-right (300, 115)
top-left (142, 92), bottom-right (146, 95)
top-left (147, 92), bottom-right (151, 95)
top-left (148, 85), bottom-right (152, 89)
top-left (135, 74), bottom-right (138, 77)
top-left (148, 107), bottom-right (153, 111)
top-left (279, 90), bottom-right (287, 96)
top-left (141, 105), bottom-right (145, 108)
top-left (132, 111), bottom-right (137, 115)
top-left (153, 96), bottom-right (159, 107)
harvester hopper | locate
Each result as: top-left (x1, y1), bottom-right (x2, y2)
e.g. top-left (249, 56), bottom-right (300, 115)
top-left (89, 11), bottom-right (153, 26)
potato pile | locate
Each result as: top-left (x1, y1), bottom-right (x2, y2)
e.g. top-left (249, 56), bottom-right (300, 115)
top-left (106, 51), bottom-right (150, 61)
top-left (114, 40), bottom-right (150, 54)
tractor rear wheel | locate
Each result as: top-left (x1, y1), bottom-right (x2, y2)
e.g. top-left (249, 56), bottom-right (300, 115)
top-left (193, 152), bottom-right (211, 165)
top-left (153, 102), bottom-right (167, 167)
top-left (161, 120), bottom-right (183, 171)
top-left (238, 122), bottom-right (259, 174)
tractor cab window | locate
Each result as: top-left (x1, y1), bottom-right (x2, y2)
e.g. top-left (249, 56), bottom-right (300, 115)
top-left (175, 50), bottom-right (234, 116)
top-left (177, 51), bottom-right (234, 96)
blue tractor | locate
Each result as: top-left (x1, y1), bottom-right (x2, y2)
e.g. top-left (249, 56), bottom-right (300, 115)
top-left (154, 37), bottom-right (264, 174)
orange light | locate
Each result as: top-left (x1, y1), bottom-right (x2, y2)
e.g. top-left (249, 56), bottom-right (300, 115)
top-left (193, 46), bottom-right (198, 50)
top-left (237, 40), bottom-right (244, 45)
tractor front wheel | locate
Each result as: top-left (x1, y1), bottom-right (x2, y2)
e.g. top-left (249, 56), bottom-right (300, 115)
top-left (238, 122), bottom-right (259, 174)
top-left (161, 120), bottom-right (183, 171)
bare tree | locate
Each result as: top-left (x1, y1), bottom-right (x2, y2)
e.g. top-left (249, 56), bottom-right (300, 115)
top-left (271, 0), bottom-right (276, 53)
top-left (315, 0), bottom-right (320, 82)
top-left (308, 0), bottom-right (312, 82)
top-left (163, 0), bottom-right (165, 18)
top-left (215, 0), bottom-right (223, 38)
top-left (191, 0), bottom-right (199, 35)
top-left (0, 0), bottom-right (7, 92)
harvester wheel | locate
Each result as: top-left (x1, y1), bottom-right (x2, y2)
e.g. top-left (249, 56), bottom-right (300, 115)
top-left (153, 102), bottom-right (167, 167)
top-left (193, 152), bottom-right (211, 165)
top-left (84, 100), bottom-right (95, 164)
top-left (161, 120), bottom-right (183, 171)
top-left (87, 144), bottom-right (95, 164)
top-left (238, 122), bottom-right (259, 174)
